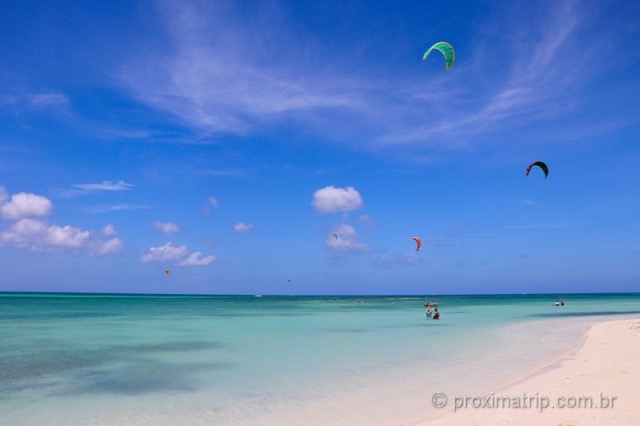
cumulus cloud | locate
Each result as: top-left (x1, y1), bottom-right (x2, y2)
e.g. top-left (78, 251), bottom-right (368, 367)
top-left (312, 186), bottom-right (362, 213)
top-left (102, 224), bottom-right (118, 238)
top-left (93, 225), bottom-right (124, 255)
top-left (141, 242), bottom-right (216, 266)
top-left (326, 224), bottom-right (370, 252)
top-left (179, 252), bottom-right (217, 266)
top-left (45, 225), bottom-right (91, 248)
top-left (233, 222), bottom-right (254, 233)
top-left (0, 218), bottom-right (123, 254)
top-left (0, 191), bottom-right (53, 221)
top-left (141, 242), bottom-right (188, 262)
top-left (94, 235), bottom-right (124, 255)
top-left (154, 221), bottom-right (180, 234)
top-left (0, 187), bottom-right (123, 255)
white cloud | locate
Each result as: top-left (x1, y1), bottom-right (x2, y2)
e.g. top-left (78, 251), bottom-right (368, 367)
top-left (141, 242), bottom-right (216, 266)
top-left (72, 180), bottom-right (134, 192)
top-left (0, 192), bottom-right (53, 221)
top-left (94, 225), bottom-right (124, 255)
top-left (0, 188), bottom-right (123, 255)
top-left (56, 180), bottom-right (135, 198)
top-left (326, 224), bottom-right (370, 252)
top-left (0, 218), bottom-right (123, 254)
top-left (83, 204), bottom-right (152, 213)
top-left (312, 186), bottom-right (363, 213)
top-left (45, 225), bottom-right (91, 248)
top-left (94, 236), bottom-right (124, 255)
top-left (155, 221), bottom-right (180, 234)
top-left (141, 242), bottom-right (188, 262)
top-left (203, 196), bottom-right (219, 216)
top-left (0, 218), bottom-right (48, 249)
top-left (102, 224), bottom-right (118, 237)
top-left (233, 222), bottom-right (254, 233)
top-left (179, 252), bottom-right (217, 266)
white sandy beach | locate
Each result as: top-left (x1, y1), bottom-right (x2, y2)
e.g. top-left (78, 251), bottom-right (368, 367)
top-left (423, 318), bottom-right (640, 425)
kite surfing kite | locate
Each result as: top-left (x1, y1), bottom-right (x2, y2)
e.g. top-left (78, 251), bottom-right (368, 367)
top-left (163, 269), bottom-right (171, 277)
top-left (327, 233), bottom-right (339, 240)
top-left (411, 236), bottom-right (422, 251)
top-left (423, 41), bottom-right (455, 70)
top-left (525, 161), bottom-right (549, 178)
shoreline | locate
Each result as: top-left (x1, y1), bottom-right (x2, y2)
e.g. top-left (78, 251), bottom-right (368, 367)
top-left (422, 317), bottom-right (640, 425)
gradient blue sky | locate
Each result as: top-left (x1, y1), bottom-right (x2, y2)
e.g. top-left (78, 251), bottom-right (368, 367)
top-left (1, 0), bottom-right (639, 295)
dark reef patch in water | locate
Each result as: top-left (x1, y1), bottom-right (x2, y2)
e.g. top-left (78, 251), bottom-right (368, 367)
top-left (62, 360), bottom-right (233, 395)
top-left (0, 340), bottom-right (223, 387)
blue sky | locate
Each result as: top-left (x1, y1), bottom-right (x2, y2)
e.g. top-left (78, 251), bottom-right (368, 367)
top-left (1, 0), bottom-right (639, 295)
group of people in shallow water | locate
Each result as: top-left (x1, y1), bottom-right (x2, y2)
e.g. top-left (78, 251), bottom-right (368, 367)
top-left (425, 306), bottom-right (440, 320)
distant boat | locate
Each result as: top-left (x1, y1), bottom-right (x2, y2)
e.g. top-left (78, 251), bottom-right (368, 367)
top-left (254, 294), bottom-right (263, 298)
top-left (554, 296), bottom-right (565, 306)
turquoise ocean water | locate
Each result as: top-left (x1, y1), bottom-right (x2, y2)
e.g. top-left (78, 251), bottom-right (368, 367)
top-left (1, 292), bottom-right (639, 425)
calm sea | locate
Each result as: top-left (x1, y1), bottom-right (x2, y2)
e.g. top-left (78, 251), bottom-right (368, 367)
top-left (1, 292), bottom-right (639, 425)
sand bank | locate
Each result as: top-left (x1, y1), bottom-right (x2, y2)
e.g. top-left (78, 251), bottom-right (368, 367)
top-left (423, 318), bottom-right (640, 425)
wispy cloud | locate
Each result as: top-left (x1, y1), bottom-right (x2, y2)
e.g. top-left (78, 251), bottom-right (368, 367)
top-left (0, 92), bottom-right (70, 110)
top-left (55, 180), bottom-right (135, 199)
top-left (72, 180), bottom-right (134, 192)
top-left (115, 0), bottom-right (610, 152)
top-left (82, 204), bottom-right (152, 214)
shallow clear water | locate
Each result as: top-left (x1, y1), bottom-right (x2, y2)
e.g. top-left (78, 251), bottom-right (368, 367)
top-left (1, 293), bottom-right (639, 425)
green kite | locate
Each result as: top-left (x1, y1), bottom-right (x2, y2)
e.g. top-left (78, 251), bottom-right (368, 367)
top-left (423, 41), bottom-right (455, 70)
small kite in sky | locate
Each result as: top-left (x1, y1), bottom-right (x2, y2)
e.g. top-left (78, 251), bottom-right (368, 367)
top-left (411, 236), bottom-right (422, 251)
top-left (423, 41), bottom-right (455, 70)
top-left (525, 161), bottom-right (549, 178)
top-left (163, 269), bottom-right (171, 277)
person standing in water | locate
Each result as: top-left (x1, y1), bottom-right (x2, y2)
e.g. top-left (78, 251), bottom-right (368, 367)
top-left (433, 308), bottom-right (440, 320)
